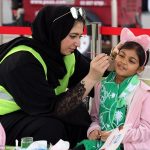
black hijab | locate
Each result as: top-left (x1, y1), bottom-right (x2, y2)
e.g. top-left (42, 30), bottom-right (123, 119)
top-left (31, 5), bottom-right (76, 79)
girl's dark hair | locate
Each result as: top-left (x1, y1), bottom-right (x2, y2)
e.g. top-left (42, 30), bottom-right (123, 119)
top-left (120, 41), bottom-right (149, 66)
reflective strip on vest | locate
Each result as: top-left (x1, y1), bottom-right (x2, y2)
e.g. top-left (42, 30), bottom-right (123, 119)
top-left (0, 45), bottom-right (47, 115)
top-left (0, 45), bottom-right (75, 115)
top-left (54, 53), bottom-right (75, 95)
top-left (0, 86), bottom-right (20, 115)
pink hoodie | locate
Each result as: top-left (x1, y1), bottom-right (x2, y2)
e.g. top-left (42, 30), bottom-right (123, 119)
top-left (87, 81), bottom-right (150, 150)
top-left (0, 123), bottom-right (6, 150)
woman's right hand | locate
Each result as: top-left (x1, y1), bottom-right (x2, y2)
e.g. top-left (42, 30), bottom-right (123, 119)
top-left (87, 53), bottom-right (110, 82)
top-left (81, 53), bottom-right (109, 99)
top-left (110, 42), bottom-right (123, 59)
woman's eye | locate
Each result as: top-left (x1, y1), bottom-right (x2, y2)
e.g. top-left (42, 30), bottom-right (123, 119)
top-left (69, 35), bottom-right (76, 39)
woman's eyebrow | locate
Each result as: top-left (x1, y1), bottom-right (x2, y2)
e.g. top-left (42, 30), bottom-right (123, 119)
top-left (69, 33), bottom-right (80, 35)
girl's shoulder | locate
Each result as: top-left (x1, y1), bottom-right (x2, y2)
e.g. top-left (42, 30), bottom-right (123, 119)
top-left (138, 80), bottom-right (150, 93)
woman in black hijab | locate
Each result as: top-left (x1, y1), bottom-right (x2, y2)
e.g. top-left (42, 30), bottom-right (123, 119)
top-left (0, 5), bottom-right (110, 148)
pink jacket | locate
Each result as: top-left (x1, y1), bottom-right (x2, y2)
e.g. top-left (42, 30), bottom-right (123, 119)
top-left (0, 123), bottom-right (5, 150)
top-left (87, 81), bottom-right (150, 150)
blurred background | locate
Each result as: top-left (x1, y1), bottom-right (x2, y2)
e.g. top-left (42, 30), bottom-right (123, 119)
top-left (1, 1), bottom-right (150, 39)
top-left (1, 0), bottom-right (150, 27)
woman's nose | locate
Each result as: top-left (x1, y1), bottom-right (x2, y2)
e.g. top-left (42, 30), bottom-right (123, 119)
top-left (74, 38), bottom-right (80, 47)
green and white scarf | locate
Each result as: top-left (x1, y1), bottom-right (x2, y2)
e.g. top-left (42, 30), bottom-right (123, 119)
top-left (99, 72), bottom-right (140, 131)
top-left (77, 72), bottom-right (140, 150)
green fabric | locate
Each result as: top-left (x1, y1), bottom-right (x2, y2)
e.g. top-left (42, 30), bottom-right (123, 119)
top-left (77, 72), bottom-right (140, 150)
top-left (99, 72), bottom-right (136, 131)
top-left (54, 53), bottom-right (75, 95)
top-left (77, 140), bottom-right (101, 150)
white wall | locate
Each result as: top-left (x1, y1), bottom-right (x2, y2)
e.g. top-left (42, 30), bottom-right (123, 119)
top-left (1, 0), bottom-right (13, 24)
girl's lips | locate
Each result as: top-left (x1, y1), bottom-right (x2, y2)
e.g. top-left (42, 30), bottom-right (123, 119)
top-left (117, 64), bottom-right (126, 71)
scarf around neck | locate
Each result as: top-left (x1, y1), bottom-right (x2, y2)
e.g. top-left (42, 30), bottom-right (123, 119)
top-left (76, 72), bottom-right (140, 150)
top-left (99, 72), bottom-right (140, 131)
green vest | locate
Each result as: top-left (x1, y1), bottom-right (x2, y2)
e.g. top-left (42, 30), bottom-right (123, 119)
top-left (0, 45), bottom-right (75, 115)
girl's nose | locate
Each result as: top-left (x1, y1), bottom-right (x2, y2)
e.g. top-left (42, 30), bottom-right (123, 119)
top-left (122, 58), bottom-right (127, 64)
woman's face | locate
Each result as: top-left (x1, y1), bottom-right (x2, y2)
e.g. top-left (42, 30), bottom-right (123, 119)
top-left (114, 48), bottom-right (143, 79)
top-left (60, 21), bottom-right (84, 55)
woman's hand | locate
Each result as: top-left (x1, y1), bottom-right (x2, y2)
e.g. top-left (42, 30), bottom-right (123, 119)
top-left (88, 129), bottom-right (101, 140)
top-left (81, 53), bottom-right (109, 99)
top-left (110, 42), bottom-right (123, 60)
top-left (87, 53), bottom-right (110, 82)
top-left (108, 42), bottom-right (123, 71)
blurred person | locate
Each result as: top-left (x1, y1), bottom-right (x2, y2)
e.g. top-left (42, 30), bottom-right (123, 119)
top-left (142, 0), bottom-right (148, 12)
top-left (11, 0), bottom-right (23, 18)
top-left (11, 0), bottom-right (24, 25)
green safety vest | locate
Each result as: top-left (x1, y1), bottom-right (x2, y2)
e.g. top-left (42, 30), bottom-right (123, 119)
top-left (0, 45), bottom-right (75, 115)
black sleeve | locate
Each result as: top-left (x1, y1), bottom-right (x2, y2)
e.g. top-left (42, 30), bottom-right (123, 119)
top-left (0, 52), bottom-right (57, 115)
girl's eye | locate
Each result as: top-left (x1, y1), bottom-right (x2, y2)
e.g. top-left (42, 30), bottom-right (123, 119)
top-left (129, 60), bottom-right (136, 64)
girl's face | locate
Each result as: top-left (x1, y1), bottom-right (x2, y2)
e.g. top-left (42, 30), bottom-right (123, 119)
top-left (60, 21), bottom-right (84, 55)
top-left (114, 48), bottom-right (144, 79)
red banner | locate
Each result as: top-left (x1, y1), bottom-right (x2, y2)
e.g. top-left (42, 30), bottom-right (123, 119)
top-left (1, 26), bottom-right (150, 36)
